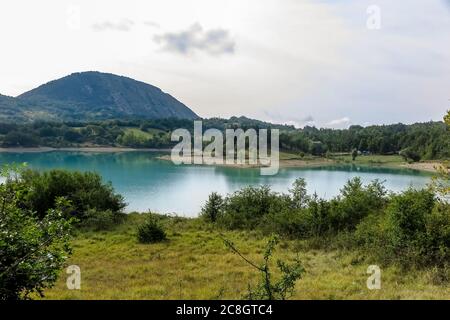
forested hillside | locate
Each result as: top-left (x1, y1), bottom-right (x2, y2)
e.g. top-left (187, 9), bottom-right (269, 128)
top-left (280, 122), bottom-right (449, 160)
top-left (0, 117), bottom-right (448, 161)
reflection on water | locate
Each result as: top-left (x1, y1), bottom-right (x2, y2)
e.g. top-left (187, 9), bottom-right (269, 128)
top-left (0, 151), bottom-right (432, 217)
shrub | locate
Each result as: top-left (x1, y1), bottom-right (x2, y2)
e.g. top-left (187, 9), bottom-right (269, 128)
top-left (0, 167), bottom-right (73, 300)
top-left (19, 169), bottom-right (126, 221)
top-left (305, 194), bottom-right (335, 237)
top-left (137, 216), bottom-right (167, 243)
top-left (266, 178), bottom-right (387, 238)
top-left (386, 189), bottom-right (434, 239)
top-left (218, 186), bottom-right (289, 229)
top-left (332, 178), bottom-right (387, 231)
top-left (79, 209), bottom-right (125, 231)
top-left (355, 188), bottom-right (449, 267)
top-left (215, 178), bottom-right (388, 237)
top-left (262, 208), bottom-right (310, 238)
top-left (353, 212), bottom-right (390, 253)
top-left (424, 203), bottom-right (450, 266)
top-left (223, 235), bottom-right (304, 300)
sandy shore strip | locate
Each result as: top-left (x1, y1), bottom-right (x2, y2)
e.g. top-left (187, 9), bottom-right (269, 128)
top-left (157, 154), bottom-right (446, 172)
top-left (400, 161), bottom-right (446, 173)
top-left (156, 154), bottom-right (335, 169)
top-left (0, 147), bottom-right (171, 153)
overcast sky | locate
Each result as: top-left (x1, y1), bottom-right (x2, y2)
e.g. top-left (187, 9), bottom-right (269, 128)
top-left (0, 0), bottom-right (449, 128)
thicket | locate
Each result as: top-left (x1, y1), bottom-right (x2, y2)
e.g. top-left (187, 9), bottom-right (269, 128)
top-left (203, 177), bottom-right (450, 269)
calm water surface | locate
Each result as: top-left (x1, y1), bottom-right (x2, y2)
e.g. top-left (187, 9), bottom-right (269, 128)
top-left (0, 151), bottom-right (432, 216)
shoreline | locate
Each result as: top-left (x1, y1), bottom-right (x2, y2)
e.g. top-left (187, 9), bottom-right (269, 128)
top-left (0, 146), bottom-right (171, 153)
top-left (399, 161), bottom-right (445, 173)
top-left (156, 154), bottom-right (441, 172)
top-left (0, 147), bottom-right (443, 173)
top-left (155, 154), bottom-right (335, 169)
top-left (156, 155), bottom-right (442, 173)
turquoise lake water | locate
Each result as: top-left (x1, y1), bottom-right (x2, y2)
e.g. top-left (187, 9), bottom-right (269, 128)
top-left (0, 151), bottom-right (432, 216)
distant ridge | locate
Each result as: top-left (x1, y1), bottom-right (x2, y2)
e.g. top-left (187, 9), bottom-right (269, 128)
top-left (0, 71), bottom-right (198, 122)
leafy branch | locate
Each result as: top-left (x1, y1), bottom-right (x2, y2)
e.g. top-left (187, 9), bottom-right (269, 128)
top-left (221, 234), bottom-right (304, 300)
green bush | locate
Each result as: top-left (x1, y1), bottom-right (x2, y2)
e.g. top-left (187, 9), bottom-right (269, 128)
top-left (0, 166), bottom-right (73, 300)
top-left (424, 203), bottom-right (450, 266)
top-left (355, 188), bottom-right (450, 267)
top-left (384, 189), bottom-right (441, 265)
top-left (304, 195), bottom-right (335, 237)
top-left (353, 212), bottom-right (389, 253)
top-left (213, 178), bottom-right (387, 237)
top-left (262, 208), bottom-right (309, 238)
top-left (19, 169), bottom-right (126, 221)
top-left (218, 185), bottom-right (289, 229)
top-left (263, 178), bottom-right (387, 238)
top-left (201, 177), bottom-right (450, 269)
top-left (79, 209), bottom-right (126, 231)
top-left (332, 178), bottom-right (387, 231)
top-left (137, 216), bottom-right (167, 244)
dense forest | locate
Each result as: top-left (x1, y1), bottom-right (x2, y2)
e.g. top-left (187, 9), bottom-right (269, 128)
top-left (0, 117), bottom-right (448, 161)
top-left (280, 121), bottom-right (449, 160)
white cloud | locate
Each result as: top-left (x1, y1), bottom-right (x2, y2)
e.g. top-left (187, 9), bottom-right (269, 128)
top-left (154, 23), bottom-right (235, 55)
top-left (262, 110), bottom-right (315, 128)
top-left (0, 0), bottom-right (448, 127)
top-left (326, 117), bottom-right (351, 129)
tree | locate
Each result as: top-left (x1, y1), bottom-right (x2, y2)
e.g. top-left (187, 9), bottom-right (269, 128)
top-left (201, 192), bottom-right (224, 222)
top-left (399, 148), bottom-right (421, 162)
top-left (0, 166), bottom-right (74, 300)
top-left (309, 141), bottom-right (326, 156)
top-left (289, 178), bottom-right (310, 209)
top-left (2, 131), bottom-right (39, 147)
top-left (63, 130), bottom-right (83, 143)
top-left (351, 148), bottom-right (358, 161)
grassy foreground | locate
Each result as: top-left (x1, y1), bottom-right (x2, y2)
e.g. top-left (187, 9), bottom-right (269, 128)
top-left (41, 213), bottom-right (450, 300)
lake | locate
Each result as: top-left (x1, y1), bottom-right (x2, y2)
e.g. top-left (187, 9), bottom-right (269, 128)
top-left (0, 151), bottom-right (432, 217)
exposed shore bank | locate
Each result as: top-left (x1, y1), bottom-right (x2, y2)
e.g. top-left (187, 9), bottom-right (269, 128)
top-left (400, 161), bottom-right (445, 173)
top-left (156, 154), bottom-right (442, 172)
top-left (156, 154), bottom-right (335, 169)
top-left (0, 146), bottom-right (171, 153)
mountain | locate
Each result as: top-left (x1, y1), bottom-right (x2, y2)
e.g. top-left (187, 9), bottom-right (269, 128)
top-left (0, 72), bottom-right (198, 122)
top-left (0, 94), bottom-right (22, 121)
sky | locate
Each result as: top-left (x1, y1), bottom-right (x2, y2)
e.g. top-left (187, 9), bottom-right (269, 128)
top-left (0, 0), bottom-right (449, 128)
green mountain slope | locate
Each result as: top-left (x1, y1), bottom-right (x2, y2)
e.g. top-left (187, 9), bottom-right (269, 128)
top-left (0, 72), bottom-right (198, 122)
